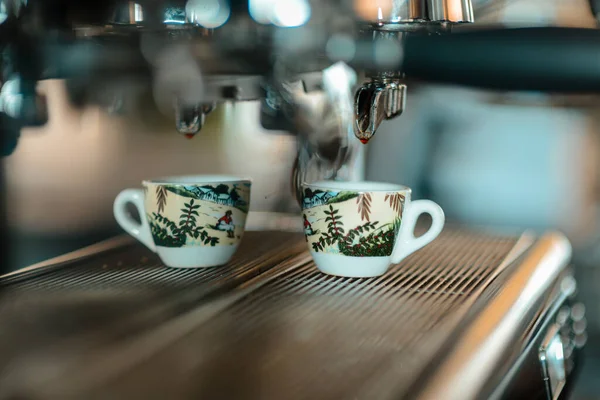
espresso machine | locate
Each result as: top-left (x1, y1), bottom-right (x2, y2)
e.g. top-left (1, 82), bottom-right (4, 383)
top-left (0, 0), bottom-right (595, 398)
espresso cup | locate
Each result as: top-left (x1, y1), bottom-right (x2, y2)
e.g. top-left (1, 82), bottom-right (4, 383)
top-left (114, 175), bottom-right (251, 268)
top-left (302, 181), bottom-right (445, 277)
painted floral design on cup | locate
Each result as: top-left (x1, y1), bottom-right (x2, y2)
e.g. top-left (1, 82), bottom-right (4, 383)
top-left (144, 182), bottom-right (251, 248)
top-left (114, 175), bottom-right (252, 268)
top-left (301, 181), bottom-right (444, 278)
top-left (302, 189), bottom-right (405, 257)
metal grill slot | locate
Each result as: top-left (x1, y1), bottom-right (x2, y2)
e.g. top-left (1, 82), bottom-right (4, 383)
top-left (1, 232), bottom-right (305, 294)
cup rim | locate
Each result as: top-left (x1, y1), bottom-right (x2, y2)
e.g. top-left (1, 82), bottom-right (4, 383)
top-left (143, 175), bottom-right (252, 186)
top-left (302, 180), bottom-right (411, 193)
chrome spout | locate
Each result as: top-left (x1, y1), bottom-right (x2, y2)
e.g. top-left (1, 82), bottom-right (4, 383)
top-left (175, 102), bottom-right (215, 137)
top-left (354, 81), bottom-right (406, 143)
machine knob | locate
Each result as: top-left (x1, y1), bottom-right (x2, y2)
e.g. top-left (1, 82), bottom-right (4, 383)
top-left (354, 81), bottom-right (406, 143)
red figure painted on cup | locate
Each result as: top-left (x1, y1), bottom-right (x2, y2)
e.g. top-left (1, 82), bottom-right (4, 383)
top-left (303, 214), bottom-right (314, 236)
top-left (216, 210), bottom-right (235, 238)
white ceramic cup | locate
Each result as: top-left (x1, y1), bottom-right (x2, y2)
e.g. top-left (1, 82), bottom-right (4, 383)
top-left (301, 181), bottom-right (445, 277)
top-left (114, 175), bottom-right (251, 268)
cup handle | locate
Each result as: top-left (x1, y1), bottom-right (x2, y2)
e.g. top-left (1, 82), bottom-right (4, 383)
top-left (113, 189), bottom-right (156, 252)
top-left (391, 199), bottom-right (445, 265)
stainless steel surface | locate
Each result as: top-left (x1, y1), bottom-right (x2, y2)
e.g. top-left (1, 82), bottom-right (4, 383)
top-left (540, 323), bottom-right (567, 400)
top-left (0, 225), bottom-right (571, 399)
top-left (175, 102), bottom-right (215, 136)
top-left (363, 0), bottom-right (474, 23)
top-left (0, 0), bottom-right (481, 192)
top-left (352, 0), bottom-right (474, 143)
top-left (0, 231), bottom-right (310, 396)
top-left (362, 0), bottom-right (426, 22)
top-left (1, 232), bottom-right (305, 293)
top-left (486, 269), bottom-right (581, 400)
top-left (354, 80), bottom-right (406, 142)
top-left (418, 232), bottom-right (572, 400)
top-left (429, 0), bottom-right (475, 22)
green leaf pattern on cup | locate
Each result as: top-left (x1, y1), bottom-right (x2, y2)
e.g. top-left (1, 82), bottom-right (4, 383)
top-left (303, 190), bottom-right (404, 257)
top-left (145, 182), bottom-right (250, 248)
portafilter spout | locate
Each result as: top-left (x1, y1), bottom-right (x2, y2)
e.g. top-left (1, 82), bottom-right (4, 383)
top-left (174, 101), bottom-right (215, 138)
top-left (354, 79), bottom-right (406, 143)
top-left (353, 0), bottom-right (474, 142)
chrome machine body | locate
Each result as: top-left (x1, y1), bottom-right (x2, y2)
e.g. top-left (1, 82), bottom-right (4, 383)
top-left (0, 0), bottom-right (475, 200)
top-left (0, 0), bottom-right (594, 399)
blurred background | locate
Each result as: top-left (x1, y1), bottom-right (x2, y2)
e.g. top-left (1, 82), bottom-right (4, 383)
top-left (3, 0), bottom-right (600, 398)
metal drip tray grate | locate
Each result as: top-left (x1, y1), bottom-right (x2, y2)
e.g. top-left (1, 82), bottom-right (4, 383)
top-left (1, 231), bottom-right (306, 294)
top-left (0, 231), bottom-right (310, 398)
top-left (25, 227), bottom-right (524, 400)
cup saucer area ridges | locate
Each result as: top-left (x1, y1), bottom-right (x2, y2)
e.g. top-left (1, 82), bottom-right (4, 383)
top-left (144, 181), bottom-right (251, 249)
top-left (301, 188), bottom-right (405, 257)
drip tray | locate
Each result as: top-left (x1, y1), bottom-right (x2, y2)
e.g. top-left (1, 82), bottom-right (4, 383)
top-left (0, 227), bottom-right (540, 399)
